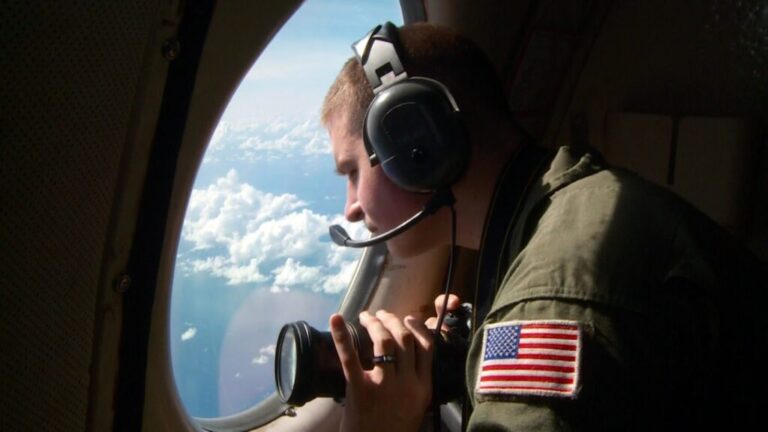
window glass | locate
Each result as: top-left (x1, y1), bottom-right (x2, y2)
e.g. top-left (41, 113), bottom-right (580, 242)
top-left (170, 1), bottom-right (402, 419)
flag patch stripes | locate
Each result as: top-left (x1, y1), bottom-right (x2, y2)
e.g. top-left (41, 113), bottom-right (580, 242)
top-left (476, 320), bottom-right (581, 398)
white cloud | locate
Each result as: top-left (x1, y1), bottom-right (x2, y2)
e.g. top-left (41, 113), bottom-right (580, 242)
top-left (251, 355), bottom-right (269, 365)
top-left (230, 209), bottom-right (329, 264)
top-left (250, 344), bottom-right (276, 366)
top-left (225, 259), bottom-right (269, 284)
top-left (273, 258), bottom-right (323, 287)
top-left (180, 170), bottom-right (364, 294)
top-left (321, 260), bottom-right (360, 294)
top-left (181, 327), bottom-right (197, 342)
top-left (204, 116), bottom-right (330, 163)
top-left (239, 118), bottom-right (329, 160)
top-left (183, 170), bottom-right (306, 252)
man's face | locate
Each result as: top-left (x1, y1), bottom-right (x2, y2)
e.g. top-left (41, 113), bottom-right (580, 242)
top-left (329, 112), bottom-right (447, 258)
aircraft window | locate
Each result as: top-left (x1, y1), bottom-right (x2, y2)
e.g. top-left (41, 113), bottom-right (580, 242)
top-left (170, 0), bottom-right (403, 419)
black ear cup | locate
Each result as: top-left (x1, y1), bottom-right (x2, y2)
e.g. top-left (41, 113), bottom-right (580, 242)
top-left (363, 78), bottom-right (469, 192)
top-left (354, 22), bottom-right (471, 193)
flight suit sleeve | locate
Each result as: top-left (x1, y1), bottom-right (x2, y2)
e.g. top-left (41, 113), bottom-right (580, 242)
top-left (465, 292), bottom-right (709, 431)
top-left (461, 161), bottom-right (718, 430)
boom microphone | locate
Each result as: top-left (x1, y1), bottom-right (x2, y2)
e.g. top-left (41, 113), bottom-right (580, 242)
top-left (329, 189), bottom-right (455, 248)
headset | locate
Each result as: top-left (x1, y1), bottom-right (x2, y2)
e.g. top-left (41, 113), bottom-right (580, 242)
top-left (329, 22), bottom-right (470, 248)
top-left (353, 21), bottom-right (470, 193)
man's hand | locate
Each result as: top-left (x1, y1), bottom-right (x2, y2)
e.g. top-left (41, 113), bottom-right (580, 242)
top-left (330, 310), bottom-right (434, 432)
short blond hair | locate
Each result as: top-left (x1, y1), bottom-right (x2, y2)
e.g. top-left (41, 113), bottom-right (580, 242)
top-left (321, 58), bottom-right (372, 136)
top-left (321, 23), bottom-right (508, 137)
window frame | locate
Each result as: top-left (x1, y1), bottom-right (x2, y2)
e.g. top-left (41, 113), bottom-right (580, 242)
top-left (147, 1), bottom-right (421, 429)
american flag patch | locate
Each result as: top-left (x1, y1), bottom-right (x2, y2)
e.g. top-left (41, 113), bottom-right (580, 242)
top-left (476, 320), bottom-right (581, 398)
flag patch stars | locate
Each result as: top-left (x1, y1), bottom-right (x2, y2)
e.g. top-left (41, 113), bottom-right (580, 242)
top-left (476, 320), bottom-right (581, 398)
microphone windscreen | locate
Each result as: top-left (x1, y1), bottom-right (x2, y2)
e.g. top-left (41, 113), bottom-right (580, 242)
top-left (328, 225), bottom-right (350, 246)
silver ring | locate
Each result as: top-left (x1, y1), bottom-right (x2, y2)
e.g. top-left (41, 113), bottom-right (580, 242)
top-left (372, 354), bottom-right (397, 365)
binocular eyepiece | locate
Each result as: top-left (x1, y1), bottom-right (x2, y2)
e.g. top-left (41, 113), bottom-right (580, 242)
top-left (275, 305), bottom-right (471, 406)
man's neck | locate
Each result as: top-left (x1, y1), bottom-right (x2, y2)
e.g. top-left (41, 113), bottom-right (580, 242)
top-left (453, 119), bottom-right (524, 250)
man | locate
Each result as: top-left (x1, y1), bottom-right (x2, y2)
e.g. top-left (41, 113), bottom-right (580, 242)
top-left (322, 22), bottom-right (766, 431)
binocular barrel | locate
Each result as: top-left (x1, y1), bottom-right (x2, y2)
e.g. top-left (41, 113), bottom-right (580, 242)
top-left (275, 320), bottom-right (372, 405)
top-left (275, 306), bottom-right (470, 406)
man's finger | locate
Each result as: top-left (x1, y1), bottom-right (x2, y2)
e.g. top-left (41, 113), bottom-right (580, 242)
top-left (434, 294), bottom-right (461, 317)
top-left (330, 313), bottom-right (363, 385)
top-left (425, 317), bottom-right (438, 330)
top-left (404, 315), bottom-right (434, 382)
top-left (360, 311), bottom-right (397, 378)
top-left (376, 310), bottom-right (415, 375)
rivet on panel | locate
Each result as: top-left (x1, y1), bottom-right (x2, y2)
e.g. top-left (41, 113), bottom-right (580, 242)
top-left (162, 38), bottom-right (181, 61)
top-left (115, 274), bottom-right (131, 293)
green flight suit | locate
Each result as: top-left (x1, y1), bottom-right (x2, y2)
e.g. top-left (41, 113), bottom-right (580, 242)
top-left (465, 146), bottom-right (766, 431)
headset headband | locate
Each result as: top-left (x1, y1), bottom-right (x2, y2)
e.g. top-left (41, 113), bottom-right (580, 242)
top-left (352, 22), bottom-right (408, 94)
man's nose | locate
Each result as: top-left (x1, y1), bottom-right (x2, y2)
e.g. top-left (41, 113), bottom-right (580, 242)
top-left (344, 199), bottom-right (363, 222)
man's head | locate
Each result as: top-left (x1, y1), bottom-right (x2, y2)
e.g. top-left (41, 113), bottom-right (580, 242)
top-left (323, 23), bottom-right (511, 257)
top-left (322, 23), bottom-right (509, 139)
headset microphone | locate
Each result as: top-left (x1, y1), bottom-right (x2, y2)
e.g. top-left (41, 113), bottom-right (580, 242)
top-left (329, 189), bottom-right (455, 248)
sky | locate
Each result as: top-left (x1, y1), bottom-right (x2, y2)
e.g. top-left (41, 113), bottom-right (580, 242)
top-left (169, 0), bottom-right (403, 419)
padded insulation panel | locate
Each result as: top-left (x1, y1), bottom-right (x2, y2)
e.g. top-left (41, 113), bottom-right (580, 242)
top-left (0, 2), bottom-right (162, 431)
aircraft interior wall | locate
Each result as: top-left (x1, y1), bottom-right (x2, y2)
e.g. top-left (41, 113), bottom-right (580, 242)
top-left (549, 0), bottom-right (768, 259)
top-left (1, 2), bottom-right (169, 430)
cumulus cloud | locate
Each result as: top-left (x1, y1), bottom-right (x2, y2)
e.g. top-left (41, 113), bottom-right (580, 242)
top-left (273, 258), bottom-right (323, 287)
top-left (230, 210), bottom-right (328, 264)
top-left (183, 170), bottom-right (306, 251)
top-left (321, 260), bottom-right (361, 294)
top-left (249, 343), bottom-right (278, 366)
top-left (204, 116), bottom-right (330, 163)
top-left (179, 170), bottom-right (364, 294)
top-left (190, 257), bottom-right (268, 285)
top-left (181, 327), bottom-right (197, 342)
top-left (251, 355), bottom-right (269, 365)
